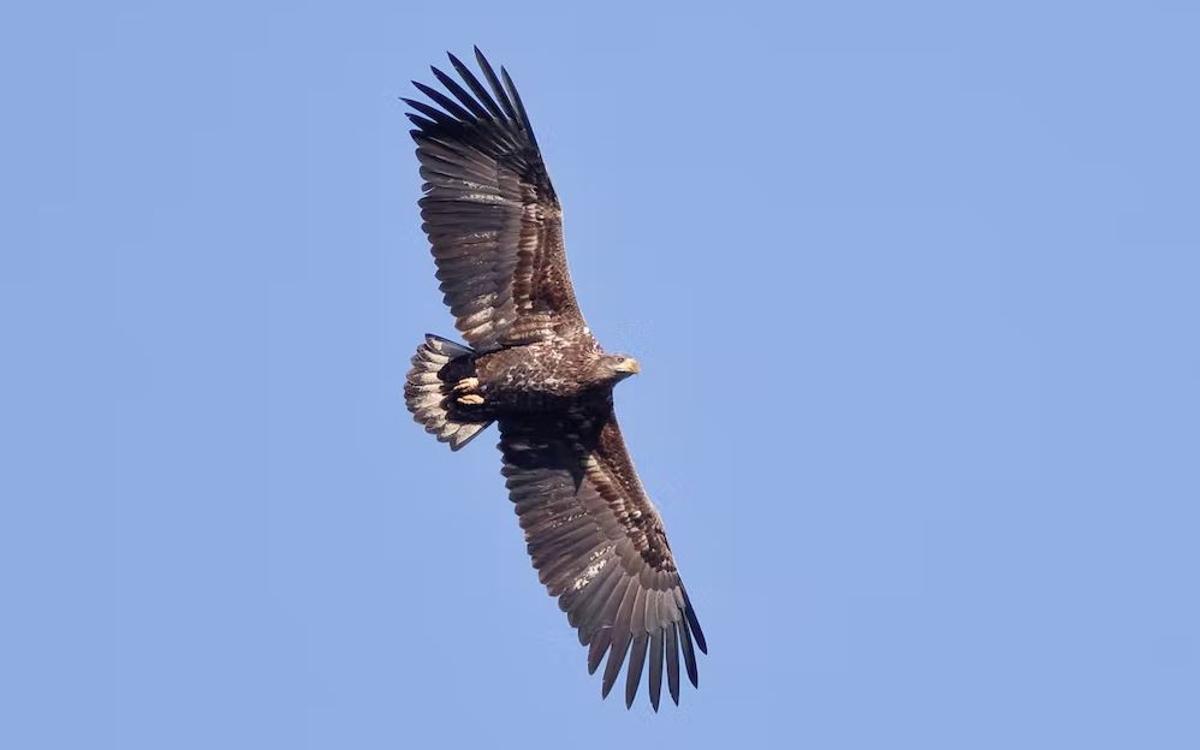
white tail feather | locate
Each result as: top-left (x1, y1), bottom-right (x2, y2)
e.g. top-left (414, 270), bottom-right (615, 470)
top-left (404, 335), bottom-right (492, 451)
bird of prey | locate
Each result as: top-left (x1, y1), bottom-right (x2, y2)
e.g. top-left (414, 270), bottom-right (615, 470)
top-left (403, 49), bottom-right (706, 710)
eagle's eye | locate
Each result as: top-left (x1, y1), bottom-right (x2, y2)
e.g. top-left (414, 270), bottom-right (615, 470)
top-left (613, 357), bottom-right (641, 375)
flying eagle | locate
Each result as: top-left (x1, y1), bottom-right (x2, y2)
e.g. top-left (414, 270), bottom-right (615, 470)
top-left (402, 49), bottom-right (706, 710)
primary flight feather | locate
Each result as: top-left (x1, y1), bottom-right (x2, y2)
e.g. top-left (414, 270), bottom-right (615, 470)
top-left (403, 48), bottom-right (706, 710)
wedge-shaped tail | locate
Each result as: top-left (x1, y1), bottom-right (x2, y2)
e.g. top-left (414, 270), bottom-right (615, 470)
top-left (404, 334), bottom-right (492, 450)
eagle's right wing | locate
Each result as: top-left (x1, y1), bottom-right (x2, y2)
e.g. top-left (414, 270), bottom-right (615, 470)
top-left (405, 49), bottom-right (586, 352)
top-left (498, 409), bottom-right (707, 710)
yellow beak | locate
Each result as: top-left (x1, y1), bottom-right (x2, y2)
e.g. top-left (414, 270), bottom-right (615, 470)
top-left (614, 358), bottom-right (641, 375)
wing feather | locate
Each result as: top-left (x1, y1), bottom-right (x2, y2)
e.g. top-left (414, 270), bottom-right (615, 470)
top-left (407, 50), bottom-right (585, 351)
top-left (601, 581), bottom-right (638, 698)
top-left (587, 625), bottom-right (613, 675)
top-left (666, 622), bottom-right (682, 705)
top-left (474, 46), bottom-right (521, 123)
top-left (624, 632), bottom-right (649, 709)
top-left (648, 629), bottom-right (664, 712)
top-left (498, 409), bottom-right (704, 707)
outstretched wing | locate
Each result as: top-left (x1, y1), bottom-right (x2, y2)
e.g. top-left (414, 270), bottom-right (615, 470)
top-left (499, 409), bottom-right (707, 710)
top-left (405, 49), bottom-right (584, 352)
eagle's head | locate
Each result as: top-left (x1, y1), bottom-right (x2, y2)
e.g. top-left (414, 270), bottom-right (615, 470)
top-left (592, 354), bottom-right (641, 386)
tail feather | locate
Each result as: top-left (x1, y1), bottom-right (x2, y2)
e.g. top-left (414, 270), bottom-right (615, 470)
top-left (404, 334), bottom-right (492, 450)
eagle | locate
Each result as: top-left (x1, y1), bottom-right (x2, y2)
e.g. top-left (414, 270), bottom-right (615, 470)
top-left (402, 49), bottom-right (706, 710)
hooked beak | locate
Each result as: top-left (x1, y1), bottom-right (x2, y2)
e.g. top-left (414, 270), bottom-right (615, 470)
top-left (614, 358), bottom-right (641, 375)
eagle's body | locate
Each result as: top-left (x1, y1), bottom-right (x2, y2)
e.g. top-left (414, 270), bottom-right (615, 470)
top-left (402, 49), bottom-right (706, 710)
top-left (467, 333), bottom-right (610, 412)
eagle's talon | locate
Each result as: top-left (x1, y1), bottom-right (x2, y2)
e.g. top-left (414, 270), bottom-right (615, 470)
top-left (456, 394), bottom-right (485, 406)
top-left (453, 377), bottom-right (479, 394)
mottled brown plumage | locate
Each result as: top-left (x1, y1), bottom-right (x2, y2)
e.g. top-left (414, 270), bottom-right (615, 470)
top-left (402, 48), bottom-right (706, 710)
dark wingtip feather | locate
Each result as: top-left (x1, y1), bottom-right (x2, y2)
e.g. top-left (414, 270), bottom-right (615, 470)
top-left (405, 113), bottom-right (437, 131)
top-left (402, 98), bottom-right (457, 129)
top-left (430, 64), bottom-right (492, 121)
top-left (447, 51), bottom-right (505, 120)
top-left (679, 616), bottom-right (699, 689)
top-left (587, 630), bottom-right (611, 675)
top-left (648, 630), bottom-right (664, 712)
top-left (601, 633), bottom-right (631, 700)
top-left (666, 623), bottom-right (681, 705)
top-left (412, 79), bottom-right (474, 123)
top-left (499, 65), bottom-right (540, 150)
top-left (624, 635), bottom-right (648, 709)
top-left (474, 48), bottom-right (519, 123)
top-left (599, 580), bottom-right (637, 699)
top-left (682, 588), bottom-right (708, 654)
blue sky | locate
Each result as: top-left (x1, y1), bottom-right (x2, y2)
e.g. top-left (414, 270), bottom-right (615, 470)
top-left (3, 1), bottom-right (1198, 748)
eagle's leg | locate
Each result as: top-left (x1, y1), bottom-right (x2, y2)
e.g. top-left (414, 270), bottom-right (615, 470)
top-left (453, 376), bottom-right (484, 406)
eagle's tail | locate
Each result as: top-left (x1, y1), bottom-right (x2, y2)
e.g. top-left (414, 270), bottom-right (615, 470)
top-left (404, 334), bottom-right (492, 451)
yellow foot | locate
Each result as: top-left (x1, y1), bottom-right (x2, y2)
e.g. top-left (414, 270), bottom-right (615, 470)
top-left (453, 377), bottom-right (479, 394)
top-left (456, 394), bottom-right (485, 406)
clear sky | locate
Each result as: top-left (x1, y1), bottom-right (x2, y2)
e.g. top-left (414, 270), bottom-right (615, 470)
top-left (3, 1), bottom-right (1198, 748)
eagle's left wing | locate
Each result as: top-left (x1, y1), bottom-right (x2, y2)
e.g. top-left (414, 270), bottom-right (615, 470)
top-left (404, 49), bottom-right (585, 352)
top-left (498, 409), bottom-right (707, 709)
